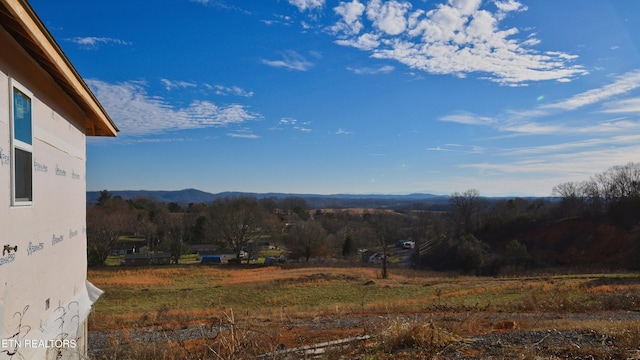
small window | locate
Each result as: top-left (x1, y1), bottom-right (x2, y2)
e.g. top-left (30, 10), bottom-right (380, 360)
top-left (10, 81), bottom-right (33, 205)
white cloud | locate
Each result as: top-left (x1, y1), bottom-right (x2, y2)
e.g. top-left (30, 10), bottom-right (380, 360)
top-left (336, 128), bottom-right (354, 135)
top-left (159, 80), bottom-right (253, 97)
top-left (437, 68), bottom-right (640, 137)
top-left (289, 0), bottom-right (324, 12)
top-left (331, 0), bottom-right (587, 85)
top-left (208, 84), bottom-right (254, 97)
top-left (190, 0), bottom-right (249, 13)
top-left (601, 97), bottom-right (640, 114)
top-left (262, 51), bottom-right (314, 71)
top-left (160, 79), bottom-right (197, 91)
top-left (426, 144), bottom-right (484, 153)
top-left (366, 0), bottom-right (411, 36)
top-left (348, 64), bottom-right (394, 74)
top-left (227, 132), bottom-right (261, 139)
top-left (439, 112), bottom-right (494, 125)
top-left (270, 118), bottom-right (313, 132)
top-left (335, 33), bottom-right (380, 50)
top-left (494, 0), bottom-right (527, 19)
top-left (543, 70), bottom-right (640, 110)
top-left (87, 79), bottom-right (259, 136)
top-left (65, 37), bottom-right (131, 49)
top-left (332, 0), bottom-right (366, 35)
top-left (499, 121), bottom-right (566, 135)
top-left (461, 135), bottom-right (640, 179)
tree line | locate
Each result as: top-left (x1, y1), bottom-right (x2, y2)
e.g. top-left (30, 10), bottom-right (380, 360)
top-left (87, 162), bottom-right (640, 275)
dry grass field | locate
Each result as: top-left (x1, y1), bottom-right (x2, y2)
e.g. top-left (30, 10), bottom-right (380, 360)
top-left (87, 264), bottom-right (640, 359)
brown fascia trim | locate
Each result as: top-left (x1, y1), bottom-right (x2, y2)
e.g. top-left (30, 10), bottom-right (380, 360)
top-left (1, 0), bottom-right (118, 137)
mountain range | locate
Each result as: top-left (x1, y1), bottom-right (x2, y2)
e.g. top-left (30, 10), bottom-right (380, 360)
top-left (86, 188), bottom-right (453, 209)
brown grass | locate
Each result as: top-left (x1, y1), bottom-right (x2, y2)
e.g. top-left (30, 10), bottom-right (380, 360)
top-left (89, 267), bottom-right (191, 287)
top-left (88, 266), bottom-right (640, 359)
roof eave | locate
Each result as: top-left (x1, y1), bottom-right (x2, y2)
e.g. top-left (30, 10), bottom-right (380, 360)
top-left (0, 0), bottom-right (118, 137)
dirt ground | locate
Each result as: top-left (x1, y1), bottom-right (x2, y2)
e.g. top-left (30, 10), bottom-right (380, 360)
top-left (89, 310), bottom-right (640, 359)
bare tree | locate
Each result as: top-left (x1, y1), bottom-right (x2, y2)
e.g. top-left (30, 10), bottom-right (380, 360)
top-left (364, 211), bottom-right (401, 279)
top-left (285, 220), bottom-right (328, 261)
top-left (86, 197), bottom-right (133, 266)
top-left (209, 196), bottom-right (265, 261)
top-left (552, 181), bottom-right (586, 218)
top-left (449, 189), bottom-right (485, 235)
top-left (152, 205), bottom-right (188, 264)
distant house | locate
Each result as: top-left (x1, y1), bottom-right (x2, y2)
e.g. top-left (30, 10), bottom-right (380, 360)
top-left (214, 249), bottom-right (240, 263)
top-left (200, 256), bottom-right (223, 264)
top-left (190, 243), bottom-right (218, 261)
top-left (0, 1), bottom-right (117, 358)
top-left (196, 250), bottom-right (217, 261)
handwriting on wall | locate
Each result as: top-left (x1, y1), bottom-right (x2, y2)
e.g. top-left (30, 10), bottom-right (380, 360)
top-left (51, 235), bottom-right (63, 246)
top-left (27, 242), bottom-right (44, 256)
top-left (0, 147), bottom-right (9, 165)
top-left (33, 159), bottom-right (48, 173)
top-left (0, 253), bottom-right (16, 267)
top-left (55, 165), bottom-right (66, 177)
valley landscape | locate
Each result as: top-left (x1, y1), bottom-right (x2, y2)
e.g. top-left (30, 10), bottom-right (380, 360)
top-left (87, 265), bottom-right (640, 359)
top-left (86, 163), bottom-right (640, 359)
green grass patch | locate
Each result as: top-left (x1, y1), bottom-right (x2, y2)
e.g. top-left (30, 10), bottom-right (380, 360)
top-left (88, 265), bottom-right (640, 331)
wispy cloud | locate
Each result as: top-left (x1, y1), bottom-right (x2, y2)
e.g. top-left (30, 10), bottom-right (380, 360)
top-left (160, 79), bottom-right (253, 97)
top-left (160, 79), bottom-right (197, 91)
top-left (226, 132), bottom-right (261, 139)
top-left (189, 0), bottom-right (250, 14)
top-left (438, 69), bottom-right (640, 136)
top-left (426, 144), bottom-right (485, 153)
top-left (289, 0), bottom-right (325, 12)
top-left (271, 118), bottom-right (313, 132)
top-left (542, 70), bottom-right (640, 110)
top-left (439, 112), bottom-right (495, 126)
top-left (87, 79), bottom-right (259, 136)
top-left (207, 84), bottom-right (254, 97)
top-left (65, 36), bottom-right (131, 49)
top-left (460, 136), bottom-right (640, 177)
top-left (601, 97), bottom-right (640, 114)
top-left (336, 128), bottom-right (353, 135)
top-left (329, 0), bottom-right (587, 85)
top-left (348, 65), bottom-right (394, 75)
top-left (429, 68), bottom-right (640, 189)
top-left (262, 14), bottom-right (294, 26)
top-left (262, 51), bottom-right (315, 71)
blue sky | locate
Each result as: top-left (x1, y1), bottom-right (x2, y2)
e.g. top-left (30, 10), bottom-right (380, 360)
top-left (30, 0), bottom-right (640, 196)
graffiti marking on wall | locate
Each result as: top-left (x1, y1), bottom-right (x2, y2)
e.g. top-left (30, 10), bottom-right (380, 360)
top-left (71, 170), bottom-right (80, 180)
top-left (1, 305), bottom-right (31, 358)
top-left (33, 159), bottom-right (48, 172)
top-left (0, 253), bottom-right (16, 267)
top-left (51, 235), bottom-right (64, 246)
top-left (55, 165), bottom-right (66, 177)
top-left (27, 242), bottom-right (44, 256)
top-left (0, 147), bottom-right (9, 165)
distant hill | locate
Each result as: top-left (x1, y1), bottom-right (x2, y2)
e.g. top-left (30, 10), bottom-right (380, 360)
top-left (87, 189), bottom-right (219, 205)
top-left (86, 189), bottom-right (452, 209)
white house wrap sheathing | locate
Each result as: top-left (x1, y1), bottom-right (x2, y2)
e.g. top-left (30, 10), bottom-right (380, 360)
top-left (0, 14), bottom-right (107, 359)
